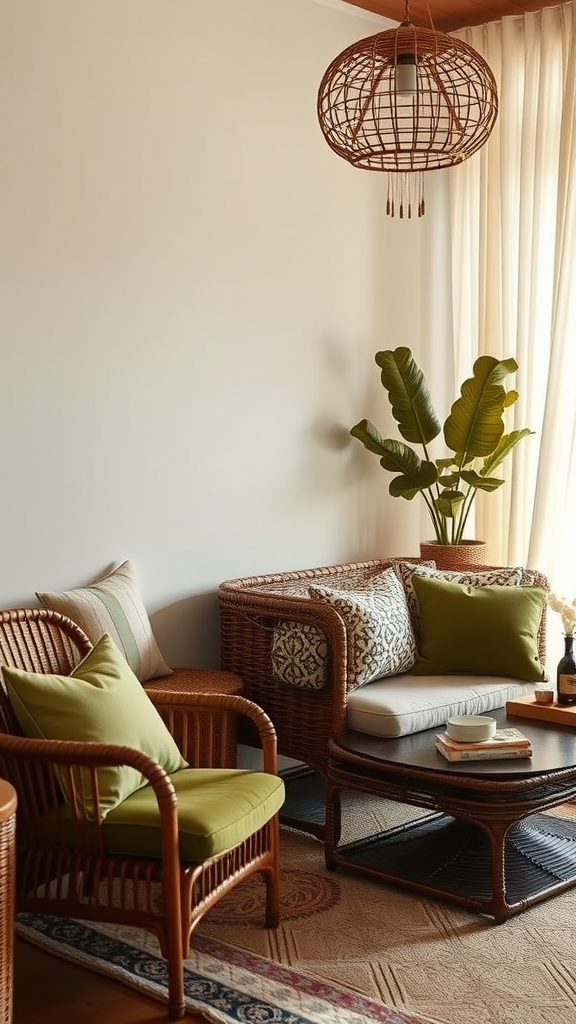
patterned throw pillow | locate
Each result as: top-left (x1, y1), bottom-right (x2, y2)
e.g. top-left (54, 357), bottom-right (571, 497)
top-left (271, 621), bottom-right (328, 690)
top-left (308, 568), bottom-right (417, 691)
top-left (36, 560), bottom-right (172, 684)
top-left (393, 561), bottom-right (525, 639)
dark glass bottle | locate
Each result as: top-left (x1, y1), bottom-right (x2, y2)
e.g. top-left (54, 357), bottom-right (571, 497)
top-left (557, 634), bottom-right (576, 706)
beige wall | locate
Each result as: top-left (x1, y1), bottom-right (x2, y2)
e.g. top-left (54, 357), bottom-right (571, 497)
top-left (0, 0), bottom-right (452, 666)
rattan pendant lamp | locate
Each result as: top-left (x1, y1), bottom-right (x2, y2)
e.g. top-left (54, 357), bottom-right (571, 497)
top-left (317, 2), bottom-right (498, 217)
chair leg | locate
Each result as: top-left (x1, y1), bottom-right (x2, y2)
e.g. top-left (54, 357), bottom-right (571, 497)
top-left (163, 869), bottom-right (185, 1020)
top-left (166, 944), bottom-right (185, 1021)
top-left (324, 783), bottom-right (342, 871)
top-left (264, 818), bottom-right (281, 928)
top-left (264, 869), bottom-right (280, 928)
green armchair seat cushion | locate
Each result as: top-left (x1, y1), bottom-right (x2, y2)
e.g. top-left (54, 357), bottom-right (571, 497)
top-left (102, 767), bottom-right (285, 861)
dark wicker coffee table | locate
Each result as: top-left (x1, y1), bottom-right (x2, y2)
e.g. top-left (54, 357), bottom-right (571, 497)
top-left (325, 707), bottom-right (576, 922)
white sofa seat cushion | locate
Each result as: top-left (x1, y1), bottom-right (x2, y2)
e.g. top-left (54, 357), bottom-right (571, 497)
top-left (346, 673), bottom-right (535, 739)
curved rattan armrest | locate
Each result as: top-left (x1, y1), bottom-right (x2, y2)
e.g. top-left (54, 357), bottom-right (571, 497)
top-left (146, 691), bottom-right (279, 775)
top-left (217, 557), bottom-right (410, 597)
top-left (0, 732), bottom-right (180, 868)
top-left (0, 731), bottom-right (172, 778)
top-left (218, 583), bottom-right (351, 712)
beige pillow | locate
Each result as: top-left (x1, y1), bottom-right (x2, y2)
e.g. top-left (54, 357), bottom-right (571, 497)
top-left (3, 633), bottom-right (187, 819)
top-left (37, 560), bottom-right (172, 683)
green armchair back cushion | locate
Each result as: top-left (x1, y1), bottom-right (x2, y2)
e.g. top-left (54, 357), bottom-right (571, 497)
top-left (3, 633), bottom-right (187, 817)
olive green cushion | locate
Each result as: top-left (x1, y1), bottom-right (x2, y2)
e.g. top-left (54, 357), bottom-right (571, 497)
top-left (411, 575), bottom-right (547, 681)
top-left (102, 768), bottom-right (285, 861)
top-left (3, 633), bottom-right (187, 817)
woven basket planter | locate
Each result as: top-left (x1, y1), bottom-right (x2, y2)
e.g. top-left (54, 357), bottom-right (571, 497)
top-left (419, 540), bottom-right (487, 571)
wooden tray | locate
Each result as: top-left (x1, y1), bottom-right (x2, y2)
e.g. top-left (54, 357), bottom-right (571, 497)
top-left (506, 694), bottom-right (576, 726)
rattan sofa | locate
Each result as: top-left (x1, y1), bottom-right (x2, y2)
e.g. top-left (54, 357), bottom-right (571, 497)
top-left (218, 557), bottom-right (549, 837)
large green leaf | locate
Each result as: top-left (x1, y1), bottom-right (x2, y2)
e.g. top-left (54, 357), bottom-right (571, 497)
top-left (435, 490), bottom-right (466, 518)
top-left (378, 440), bottom-right (438, 499)
top-left (443, 356), bottom-right (518, 460)
top-left (460, 469), bottom-right (504, 492)
top-left (480, 428), bottom-right (534, 476)
top-left (437, 471), bottom-right (460, 487)
top-left (349, 419), bottom-right (388, 456)
top-left (349, 423), bottom-right (439, 497)
top-left (375, 348), bottom-right (441, 446)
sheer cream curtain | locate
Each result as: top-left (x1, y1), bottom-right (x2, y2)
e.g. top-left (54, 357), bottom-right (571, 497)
top-left (450, 4), bottom-right (576, 610)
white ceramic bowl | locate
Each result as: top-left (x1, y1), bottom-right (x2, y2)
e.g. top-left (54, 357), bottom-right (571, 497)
top-left (445, 715), bottom-right (497, 743)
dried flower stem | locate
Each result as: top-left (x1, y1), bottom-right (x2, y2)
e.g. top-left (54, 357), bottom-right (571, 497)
top-left (548, 593), bottom-right (576, 636)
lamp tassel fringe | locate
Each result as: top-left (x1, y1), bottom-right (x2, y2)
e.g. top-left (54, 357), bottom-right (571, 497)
top-left (386, 172), bottom-right (425, 218)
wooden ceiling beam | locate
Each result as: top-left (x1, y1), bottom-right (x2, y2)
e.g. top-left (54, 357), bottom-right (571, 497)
top-left (340, 0), bottom-right (564, 32)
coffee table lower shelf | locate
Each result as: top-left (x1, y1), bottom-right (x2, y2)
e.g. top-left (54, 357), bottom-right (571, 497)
top-left (328, 811), bottom-right (576, 919)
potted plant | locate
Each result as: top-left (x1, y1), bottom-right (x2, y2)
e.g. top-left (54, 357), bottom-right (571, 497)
top-left (350, 347), bottom-right (533, 568)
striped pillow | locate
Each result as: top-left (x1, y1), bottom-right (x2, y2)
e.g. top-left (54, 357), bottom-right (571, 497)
top-left (37, 561), bottom-right (172, 683)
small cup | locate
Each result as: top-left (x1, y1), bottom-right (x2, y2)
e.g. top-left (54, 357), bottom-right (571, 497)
top-left (534, 682), bottom-right (554, 704)
top-left (446, 715), bottom-right (497, 742)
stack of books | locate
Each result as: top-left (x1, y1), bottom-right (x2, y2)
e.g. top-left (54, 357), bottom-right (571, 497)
top-left (435, 727), bottom-right (532, 762)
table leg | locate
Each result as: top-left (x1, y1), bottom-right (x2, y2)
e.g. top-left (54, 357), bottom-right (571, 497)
top-left (324, 781), bottom-right (342, 870)
top-left (481, 820), bottom-right (510, 923)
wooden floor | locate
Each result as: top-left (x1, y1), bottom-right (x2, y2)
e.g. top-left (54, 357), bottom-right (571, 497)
top-left (13, 937), bottom-right (206, 1024)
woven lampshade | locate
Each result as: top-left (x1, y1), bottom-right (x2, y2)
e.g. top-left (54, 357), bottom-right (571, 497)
top-left (317, 18), bottom-right (498, 217)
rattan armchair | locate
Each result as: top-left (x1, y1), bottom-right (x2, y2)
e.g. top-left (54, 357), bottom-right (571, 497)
top-left (0, 608), bottom-right (282, 1021)
top-left (218, 558), bottom-right (549, 838)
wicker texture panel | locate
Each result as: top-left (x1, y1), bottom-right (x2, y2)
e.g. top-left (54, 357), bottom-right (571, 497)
top-left (145, 667), bottom-right (244, 768)
top-left (0, 780), bottom-right (16, 1024)
top-left (219, 560), bottom-right (413, 781)
top-left (419, 540), bottom-right (487, 569)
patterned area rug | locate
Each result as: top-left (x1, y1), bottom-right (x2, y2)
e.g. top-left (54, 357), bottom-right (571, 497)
top-left (15, 911), bottom-right (433, 1024)
top-left (15, 795), bottom-right (576, 1024)
top-left (197, 794), bottom-right (576, 1024)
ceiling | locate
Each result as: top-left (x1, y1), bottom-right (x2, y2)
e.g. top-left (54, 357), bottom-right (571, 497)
top-left (341, 0), bottom-right (564, 32)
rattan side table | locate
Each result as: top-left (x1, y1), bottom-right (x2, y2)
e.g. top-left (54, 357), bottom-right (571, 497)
top-left (0, 779), bottom-right (17, 1024)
